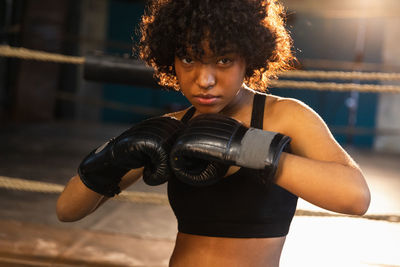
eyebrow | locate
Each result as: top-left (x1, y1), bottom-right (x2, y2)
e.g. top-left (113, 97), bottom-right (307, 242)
top-left (178, 50), bottom-right (238, 59)
top-left (177, 45), bottom-right (238, 55)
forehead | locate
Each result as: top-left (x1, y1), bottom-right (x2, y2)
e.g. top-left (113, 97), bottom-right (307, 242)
top-left (180, 39), bottom-right (239, 58)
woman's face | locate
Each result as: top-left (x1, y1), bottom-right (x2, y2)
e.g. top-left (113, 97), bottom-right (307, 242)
top-left (174, 45), bottom-right (247, 114)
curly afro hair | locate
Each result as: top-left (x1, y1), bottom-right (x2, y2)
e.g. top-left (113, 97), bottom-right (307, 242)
top-left (137, 0), bottom-right (294, 92)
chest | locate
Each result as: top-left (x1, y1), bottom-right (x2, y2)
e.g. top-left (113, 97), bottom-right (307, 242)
top-left (168, 167), bottom-right (298, 224)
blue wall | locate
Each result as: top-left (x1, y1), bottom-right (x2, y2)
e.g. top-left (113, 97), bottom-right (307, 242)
top-left (270, 15), bottom-right (383, 147)
top-left (102, 0), bottom-right (188, 124)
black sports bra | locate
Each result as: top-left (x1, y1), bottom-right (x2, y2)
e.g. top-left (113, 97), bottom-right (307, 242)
top-left (167, 93), bottom-right (298, 238)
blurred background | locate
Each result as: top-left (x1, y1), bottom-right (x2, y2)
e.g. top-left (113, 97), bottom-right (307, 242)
top-left (0, 0), bottom-right (399, 266)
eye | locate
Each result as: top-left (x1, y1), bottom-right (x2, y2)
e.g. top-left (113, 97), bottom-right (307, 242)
top-left (181, 57), bottom-right (194, 64)
top-left (217, 58), bottom-right (232, 65)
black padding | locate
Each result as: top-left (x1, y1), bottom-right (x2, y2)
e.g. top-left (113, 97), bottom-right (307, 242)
top-left (84, 55), bottom-right (159, 88)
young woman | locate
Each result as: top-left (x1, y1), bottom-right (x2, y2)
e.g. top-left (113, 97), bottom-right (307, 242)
top-left (57, 0), bottom-right (371, 266)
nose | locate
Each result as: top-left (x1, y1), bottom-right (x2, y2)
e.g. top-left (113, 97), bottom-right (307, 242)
top-left (195, 64), bottom-right (216, 89)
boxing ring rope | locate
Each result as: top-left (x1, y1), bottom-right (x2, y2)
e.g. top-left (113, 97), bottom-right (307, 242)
top-left (279, 70), bottom-right (400, 81)
top-left (0, 45), bottom-right (85, 64)
top-left (0, 175), bottom-right (399, 223)
top-left (299, 58), bottom-right (400, 73)
top-left (1, 45), bottom-right (400, 93)
top-left (270, 80), bottom-right (400, 93)
top-left (1, 45), bottom-right (400, 223)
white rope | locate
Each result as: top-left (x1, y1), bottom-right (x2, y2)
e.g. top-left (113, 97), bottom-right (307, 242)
top-left (0, 175), bottom-right (398, 222)
top-left (270, 80), bottom-right (400, 93)
top-left (0, 176), bottom-right (168, 205)
top-left (279, 70), bottom-right (400, 81)
top-left (0, 45), bottom-right (85, 64)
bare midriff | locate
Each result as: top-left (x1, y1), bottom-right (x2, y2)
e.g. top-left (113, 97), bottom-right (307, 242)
top-left (169, 232), bottom-right (286, 267)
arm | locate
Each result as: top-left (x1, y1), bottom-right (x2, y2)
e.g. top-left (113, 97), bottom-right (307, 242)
top-left (273, 99), bottom-right (370, 215)
top-left (56, 167), bottom-right (143, 222)
top-left (56, 116), bottom-right (185, 222)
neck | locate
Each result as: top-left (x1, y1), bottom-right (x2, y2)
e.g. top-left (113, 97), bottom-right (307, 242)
top-left (220, 86), bottom-right (253, 117)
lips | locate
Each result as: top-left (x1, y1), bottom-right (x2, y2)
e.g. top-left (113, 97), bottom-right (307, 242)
top-left (193, 94), bottom-right (220, 105)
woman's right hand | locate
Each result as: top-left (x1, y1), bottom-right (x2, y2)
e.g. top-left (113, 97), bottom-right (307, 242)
top-left (56, 115), bottom-right (185, 222)
top-left (56, 168), bottom-right (143, 222)
top-left (78, 116), bottom-right (185, 197)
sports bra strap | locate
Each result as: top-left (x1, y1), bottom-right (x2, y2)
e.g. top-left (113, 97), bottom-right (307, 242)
top-left (180, 106), bottom-right (196, 123)
top-left (250, 93), bottom-right (266, 129)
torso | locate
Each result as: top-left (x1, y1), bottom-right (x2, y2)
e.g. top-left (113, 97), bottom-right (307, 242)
top-left (169, 232), bottom-right (286, 267)
top-left (167, 91), bottom-right (294, 267)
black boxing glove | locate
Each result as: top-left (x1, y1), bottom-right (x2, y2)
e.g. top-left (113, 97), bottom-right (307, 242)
top-left (170, 153), bottom-right (230, 186)
top-left (170, 113), bottom-right (291, 186)
top-left (78, 116), bottom-right (184, 196)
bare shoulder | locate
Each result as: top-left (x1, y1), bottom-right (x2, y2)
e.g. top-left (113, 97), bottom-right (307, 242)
top-left (268, 95), bottom-right (317, 118)
top-left (267, 95), bottom-right (329, 134)
top-left (266, 95), bottom-right (359, 168)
